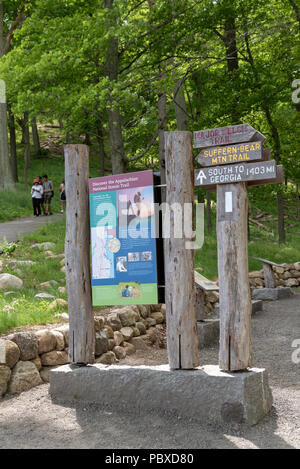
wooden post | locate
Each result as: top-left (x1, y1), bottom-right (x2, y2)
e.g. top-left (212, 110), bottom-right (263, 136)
top-left (64, 144), bottom-right (95, 364)
top-left (262, 263), bottom-right (276, 288)
top-left (164, 131), bottom-right (199, 369)
top-left (217, 182), bottom-right (252, 371)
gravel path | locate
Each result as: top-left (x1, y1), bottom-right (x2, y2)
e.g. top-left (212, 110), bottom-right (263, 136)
top-left (0, 294), bottom-right (299, 449)
top-left (0, 214), bottom-right (63, 243)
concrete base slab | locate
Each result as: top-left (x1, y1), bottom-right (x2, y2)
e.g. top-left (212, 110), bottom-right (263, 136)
top-left (197, 319), bottom-right (219, 349)
top-left (253, 287), bottom-right (293, 301)
top-left (50, 364), bottom-right (273, 426)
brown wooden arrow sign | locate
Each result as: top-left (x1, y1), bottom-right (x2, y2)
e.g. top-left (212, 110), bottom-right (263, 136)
top-left (196, 141), bottom-right (264, 167)
top-left (195, 160), bottom-right (277, 187)
top-left (193, 124), bottom-right (266, 149)
top-left (199, 164), bottom-right (284, 191)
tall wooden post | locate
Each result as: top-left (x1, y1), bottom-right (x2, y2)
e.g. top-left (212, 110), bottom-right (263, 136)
top-left (64, 144), bottom-right (95, 364)
top-left (164, 131), bottom-right (199, 369)
top-left (217, 182), bottom-right (252, 371)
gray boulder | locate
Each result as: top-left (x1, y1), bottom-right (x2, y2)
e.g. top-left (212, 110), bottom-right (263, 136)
top-left (0, 273), bottom-right (23, 291)
top-left (0, 339), bottom-right (20, 368)
top-left (40, 350), bottom-right (69, 366)
top-left (9, 332), bottom-right (38, 361)
top-left (95, 330), bottom-right (109, 356)
top-left (0, 365), bottom-right (11, 397)
top-left (35, 293), bottom-right (55, 299)
top-left (8, 361), bottom-right (43, 394)
top-left (35, 329), bottom-right (57, 354)
top-left (118, 308), bottom-right (136, 327)
top-left (96, 351), bottom-right (116, 365)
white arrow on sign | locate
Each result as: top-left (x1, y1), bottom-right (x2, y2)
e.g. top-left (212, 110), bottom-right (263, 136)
top-left (196, 170), bottom-right (207, 184)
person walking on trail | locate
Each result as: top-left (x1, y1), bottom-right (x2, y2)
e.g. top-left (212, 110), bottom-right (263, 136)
top-left (31, 179), bottom-right (43, 217)
top-left (43, 174), bottom-right (54, 215)
top-left (59, 179), bottom-right (66, 213)
top-left (38, 176), bottom-right (46, 215)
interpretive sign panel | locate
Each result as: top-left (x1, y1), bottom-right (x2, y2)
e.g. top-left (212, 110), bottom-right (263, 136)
top-left (196, 141), bottom-right (263, 167)
top-left (195, 160), bottom-right (276, 187)
top-left (89, 170), bottom-right (158, 306)
top-left (193, 124), bottom-right (265, 149)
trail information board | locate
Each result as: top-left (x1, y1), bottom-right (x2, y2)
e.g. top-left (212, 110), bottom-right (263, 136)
top-left (89, 170), bottom-right (158, 306)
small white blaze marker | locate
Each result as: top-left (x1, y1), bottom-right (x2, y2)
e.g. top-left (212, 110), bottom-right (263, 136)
top-left (225, 191), bottom-right (233, 213)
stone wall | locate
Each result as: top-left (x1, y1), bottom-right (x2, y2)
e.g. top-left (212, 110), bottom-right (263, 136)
top-left (249, 262), bottom-right (300, 289)
top-left (202, 261), bottom-right (300, 316)
top-left (0, 304), bottom-right (166, 399)
top-left (203, 291), bottom-right (219, 318)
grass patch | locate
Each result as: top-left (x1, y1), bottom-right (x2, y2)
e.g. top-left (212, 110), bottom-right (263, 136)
top-left (0, 124), bottom-right (103, 222)
top-left (0, 219), bottom-right (67, 334)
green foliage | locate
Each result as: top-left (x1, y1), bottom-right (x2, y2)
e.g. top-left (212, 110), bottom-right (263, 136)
top-left (0, 237), bottom-right (17, 254)
top-left (196, 195), bottom-right (300, 280)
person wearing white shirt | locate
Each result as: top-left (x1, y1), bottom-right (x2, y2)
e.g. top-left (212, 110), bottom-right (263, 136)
top-left (31, 178), bottom-right (44, 217)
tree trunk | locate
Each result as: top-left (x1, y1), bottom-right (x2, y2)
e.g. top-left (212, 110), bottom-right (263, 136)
top-left (296, 183), bottom-right (299, 219)
top-left (23, 112), bottom-right (30, 186)
top-left (264, 107), bottom-right (286, 243)
top-left (7, 104), bottom-right (18, 182)
top-left (96, 122), bottom-right (106, 177)
top-left (173, 80), bottom-right (188, 130)
top-left (84, 133), bottom-right (91, 146)
top-left (104, 0), bottom-right (126, 174)
top-left (158, 79), bottom-right (167, 201)
top-left (243, 13), bottom-right (286, 244)
top-left (31, 117), bottom-right (41, 155)
top-left (221, 6), bottom-right (240, 124)
top-left (277, 187), bottom-right (286, 244)
top-left (289, 0), bottom-right (300, 29)
top-left (0, 80), bottom-right (14, 190)
top-left (192, 73), bottom-right (202, 121)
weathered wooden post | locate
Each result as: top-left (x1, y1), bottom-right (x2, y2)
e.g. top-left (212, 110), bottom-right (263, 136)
top-left (164, 131), bottom-right (199, 369)
top-left (217, 182), bottom-right (252, 370)
top-left (64, 144), bottom-right (95, 364)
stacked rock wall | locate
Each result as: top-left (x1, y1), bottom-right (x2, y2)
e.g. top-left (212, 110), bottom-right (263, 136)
top-left (0, 304), bottom-right (166, 398)
top-left (249, 262), bottom-right (300, 289)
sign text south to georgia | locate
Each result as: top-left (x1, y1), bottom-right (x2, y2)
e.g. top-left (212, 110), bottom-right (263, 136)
top-left (195, 160), bottom-right (276, 187)
top-left (197, 141), bottom-right (263, 167)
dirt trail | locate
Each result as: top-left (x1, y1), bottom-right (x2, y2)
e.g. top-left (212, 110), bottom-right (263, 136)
top-left (0, 294), bottom-right (299, 449)
top-left (0, 214), bottom-right (63, 243)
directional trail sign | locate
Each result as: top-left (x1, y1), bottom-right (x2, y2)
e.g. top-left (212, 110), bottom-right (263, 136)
top-left (195, 160), bottom-right (277, 187)
top-left (196, 141), bottom-right (263, 167)
top-left (193, 124), bottom-right (266, 149)
top-left (191, 122), bottom-right (284, 373)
